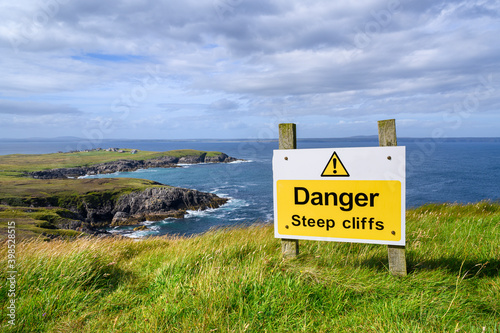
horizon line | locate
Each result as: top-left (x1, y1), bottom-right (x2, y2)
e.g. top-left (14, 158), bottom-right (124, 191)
top-left (1, 135), bottom-right (500, 141)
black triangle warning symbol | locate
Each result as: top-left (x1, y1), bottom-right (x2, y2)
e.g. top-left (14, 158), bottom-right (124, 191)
top-left (321, 152), bottom-right (349, 177)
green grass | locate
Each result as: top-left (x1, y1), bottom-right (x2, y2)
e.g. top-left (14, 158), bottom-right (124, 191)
top-left (0, 206), bottom-right (87, 240)
top-left (0, 177), bottom-right (162, 200)
top-left (0, 202), bottom-right (498, 332)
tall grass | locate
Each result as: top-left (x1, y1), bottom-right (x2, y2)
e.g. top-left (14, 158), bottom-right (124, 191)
top-left (1, 202), bottom-right (499, 332)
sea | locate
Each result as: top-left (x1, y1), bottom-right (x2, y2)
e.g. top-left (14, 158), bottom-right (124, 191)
top-left (1, 137), bottom-right (499, 238)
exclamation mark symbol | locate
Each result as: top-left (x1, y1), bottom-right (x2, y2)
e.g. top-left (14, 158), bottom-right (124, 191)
top-left (321, 152), bottom-right (349, 177)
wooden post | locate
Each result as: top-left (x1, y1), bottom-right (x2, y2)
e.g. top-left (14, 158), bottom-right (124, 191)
top-left (279, 123), bottom-right (299, 258)
top-left (378, 119), bottom-right (407, 277)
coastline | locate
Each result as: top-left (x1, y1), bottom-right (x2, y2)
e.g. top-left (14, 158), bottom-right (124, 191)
top-left (0, 149), bottom-right (240, 240)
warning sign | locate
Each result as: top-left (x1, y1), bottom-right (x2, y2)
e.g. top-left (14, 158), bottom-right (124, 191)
top-left (276, 180), bottom-right (401, 241)
top-left (273, 147), bottom-right (405, 246)
top-left (321, 152), bottom-right (349, 177)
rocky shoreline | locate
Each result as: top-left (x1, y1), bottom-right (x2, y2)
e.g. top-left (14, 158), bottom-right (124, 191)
top-left (50, 186), bottom-right (229, 236)
top-left (29, 152), bottom-right (238, 179)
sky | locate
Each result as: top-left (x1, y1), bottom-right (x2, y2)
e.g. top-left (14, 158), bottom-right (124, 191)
top-left (0, 0), bottom-right (499, 140)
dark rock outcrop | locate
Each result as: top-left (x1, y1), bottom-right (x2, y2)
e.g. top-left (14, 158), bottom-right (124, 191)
top-left (178, 153), bottom-right (206, 164)
top-left (143, 156), bottom-right (180, 168)
top-left (29, 153), bottom-right (239, 179)
top-left (110, 187), bottom-right (228, 226)
top-left (205, 154), bottom-right (232, 163)
top-left (24, 186), bottom-right (228, 233)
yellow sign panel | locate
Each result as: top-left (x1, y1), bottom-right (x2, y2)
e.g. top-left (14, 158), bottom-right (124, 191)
top-left (276, 180), bottom-right (401, 242)
top-left (321, 152), bottom-right (349, 177)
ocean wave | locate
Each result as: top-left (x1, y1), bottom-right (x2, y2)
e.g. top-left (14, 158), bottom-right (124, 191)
top-left (79, 171), bottom-right (122, 179)
top-left (229, 159), bottom-right (253, 164)
top-left (177, 162), bottom-right (210, 167)
top-left (126, 230), bottom-right (159, 238)
top-left (213, 192), bottom-right (230, 197)
top-left (183, 195), bottom-right (249, 219)
top-left (211, 184), bottom-right (248, 195)
top-left (229, 217), bottom-right (247, 221)
top-left (185, 207), bottom-right (218, 218)
top-left (134, 168), bottom-right (158, 173)
top-left (221, 198), bottom-right (250, 211)
top-left (115, 227), bottom-right (160, 239)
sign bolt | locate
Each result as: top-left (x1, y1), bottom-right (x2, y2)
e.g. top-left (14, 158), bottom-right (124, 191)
top-left (285, 225), bottom-right (289, 229)
top-left (387, 156), bottom-right (392, 160)
top-left (284, 157), bottom-right (288, 160)
top-left (391, 231), bottom-right (396, 235)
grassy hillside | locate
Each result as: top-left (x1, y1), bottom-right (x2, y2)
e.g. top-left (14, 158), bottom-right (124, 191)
top-left (1, 202), bottom-right (498, 332)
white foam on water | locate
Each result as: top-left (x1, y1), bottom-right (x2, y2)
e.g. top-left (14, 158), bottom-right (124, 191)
top-left (213, 192), bottom-right (230, 197)
top-left (229, 159), bottom-right (253, 164)
top-left (108, 222), bottom-right (162, 238)
top-left (160, 218), bottom-right (176, 224)
top-left (177, 162), bottom-right (209, 167)
top-left (185, 207), bottom-right (217, 218)
top-left (135, 168), bottom-right (158, 173)
top-left (79, 171), bottom-right (122, 179)
top-left (211, 184), bottom-right (248, 197)
top-left (181, 195), bottom-right (250, 221)
top-left (228, 197), bottom-right (250, 207)
top-left (218, 198), bottom-right (250, 214)
top-left (123, 227), bottom-right (160, 238)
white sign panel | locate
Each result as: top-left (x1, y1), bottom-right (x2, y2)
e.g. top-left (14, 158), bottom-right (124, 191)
top-left (273, 146), bottom-right (406, 246)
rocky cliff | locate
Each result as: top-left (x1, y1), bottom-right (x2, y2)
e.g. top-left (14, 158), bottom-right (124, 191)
top-left (110, 187), bottom-right (227, 226)
top-left (48, 186), bottom-right (228, 232)
top-left (29, 152), bottom-right (238, 179)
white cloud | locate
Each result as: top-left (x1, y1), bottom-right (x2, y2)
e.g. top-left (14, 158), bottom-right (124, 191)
top-left (0, 100), bottom-right (83, 115)
top-left (0, 0), bottom-right (498, 138)
top-left (209, 98), bottom-right (240, 111)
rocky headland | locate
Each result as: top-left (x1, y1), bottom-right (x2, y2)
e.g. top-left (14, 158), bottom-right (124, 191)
top-left (50, 185), bottom-right (228, 235)
top-left (0, 149), bottom-right (239, 239)
top-left (29, 152), bottom-right (238, 179)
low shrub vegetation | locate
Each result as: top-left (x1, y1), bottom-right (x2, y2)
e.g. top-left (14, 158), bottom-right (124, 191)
top-left (0, 202), bottom-right (499, 332)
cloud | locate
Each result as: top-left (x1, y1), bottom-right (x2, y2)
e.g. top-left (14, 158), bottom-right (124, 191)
top-left (0, 99), bottom-right (83, 115)
top-left (209, 99), bottom-right (239, 111)
top-left (0, 0), bottom-right (498, 138)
